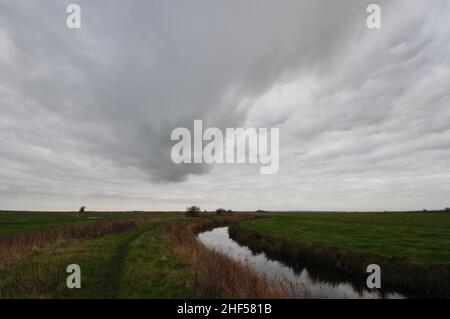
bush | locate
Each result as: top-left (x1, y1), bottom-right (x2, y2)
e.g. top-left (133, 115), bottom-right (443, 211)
top-left (186, 206), bottom-right (201, 217)
top-left (215, 208), bottom-right (226, 215)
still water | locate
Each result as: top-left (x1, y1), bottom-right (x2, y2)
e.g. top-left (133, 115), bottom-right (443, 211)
top-left (198, 227), bottom-right (406, 299)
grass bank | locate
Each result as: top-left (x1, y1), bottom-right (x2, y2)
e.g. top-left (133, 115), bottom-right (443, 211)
top-left (164, 215), bottom-right (296, 298)
top-left (231, 213), bottom-right (450, 298)
top-left (243, 213), bottom-right (450, 262)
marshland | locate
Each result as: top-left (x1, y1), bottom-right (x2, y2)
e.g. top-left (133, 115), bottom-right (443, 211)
top-left (0, 210), bottom-right (449, 299)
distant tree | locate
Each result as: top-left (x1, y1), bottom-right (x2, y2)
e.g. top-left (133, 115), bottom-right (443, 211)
top-left (256, 209), bottom-right (266, 213)
top-left (227, 209), bottom-right (233, 214)
top-left (445, 207), bottom-right (450, 212)
top-left (79, 206), bottom-right (86, 213)
top-left (186, 206), bottom-right (201, 217)
top-left (216, 208), bottom-right (226, 215)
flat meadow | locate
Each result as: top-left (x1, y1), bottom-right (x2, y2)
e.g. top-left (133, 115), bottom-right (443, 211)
top-left (1, 211), bottom-right (449, 298)
top-left (240, 212), bottom-right (450, 263)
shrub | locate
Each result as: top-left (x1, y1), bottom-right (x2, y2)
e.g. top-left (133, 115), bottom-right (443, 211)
top-left (215, 208), bottom-right (226, 215)
top-left (186, 206), bottom-right (201, 217)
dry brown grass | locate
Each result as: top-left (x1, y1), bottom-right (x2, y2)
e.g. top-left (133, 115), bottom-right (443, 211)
top-left (0, 220), bottom-right (139, 265)
top-left (163, 216), bottom-right (298, 298)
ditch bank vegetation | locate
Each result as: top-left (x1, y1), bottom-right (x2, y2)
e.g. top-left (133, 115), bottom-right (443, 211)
top-left (1, 214), bottom-right (299, 299)
top-left (163, 215), bottom-right (301, 298)
top-left (0, 219), bottom-right (141, 265)
top-left (228, 223), bottom-right (450, 298)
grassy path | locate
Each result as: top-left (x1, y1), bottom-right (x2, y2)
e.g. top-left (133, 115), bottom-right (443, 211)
top-left (117, 224), bottom-right (191, 298)
top-left (109, 227), bottom-right (149, 296)
top-left (0, 221), bottom-right (191, 298)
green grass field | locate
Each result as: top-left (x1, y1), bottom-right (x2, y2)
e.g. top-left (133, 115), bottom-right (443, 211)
top-left (241, 213), bottom-right (450, 263)
top-left (0, 211), bottom-right (180, 236)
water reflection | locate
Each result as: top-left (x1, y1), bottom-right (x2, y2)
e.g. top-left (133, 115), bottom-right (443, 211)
top-left (198, 227), bottom-right (405, 299)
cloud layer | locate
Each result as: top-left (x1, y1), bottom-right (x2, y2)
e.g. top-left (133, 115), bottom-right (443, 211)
top-left (1, 0), bottom-right (450, 211)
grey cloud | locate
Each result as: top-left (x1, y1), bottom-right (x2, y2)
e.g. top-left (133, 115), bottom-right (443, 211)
top-left (1, 0), bottom-right (375, 182)
top-left (1, 0), bottom-right (450, 210)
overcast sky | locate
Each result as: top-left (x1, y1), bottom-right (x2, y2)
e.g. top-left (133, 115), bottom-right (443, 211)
top-left (1, 0), bottom-right (450, 211)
